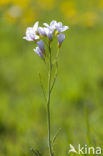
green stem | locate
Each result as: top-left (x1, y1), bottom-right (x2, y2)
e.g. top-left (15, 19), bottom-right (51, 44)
top-left (47, 42), bottom-right (53, 156)
top-left (50, 48), bottom-right (60, 94)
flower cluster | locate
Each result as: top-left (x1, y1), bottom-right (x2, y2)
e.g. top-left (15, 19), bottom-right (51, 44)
top-left (23, 20), bottom-right (69, 59)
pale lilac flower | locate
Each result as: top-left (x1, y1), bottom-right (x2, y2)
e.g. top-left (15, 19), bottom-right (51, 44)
top-left (56, 22), bottom-right (69, 33)
top-left (44, 28), bottom-right (53, 40)
top-left (57, 33), bottom-right (65, 47)
top-left (50, 20), bottom-right (57, 29)
top-left (33, 21), bottom-right (39, 33)
top-left (23, 20), bottom-right (68, 55)
top-left (43, 20), bottom-right (57, 33)
top-left (37, 40), bottom-right (45, 53)
top-left (38, 27), bottom-right (53, 40)
top-left (38, 27), bottom-right (46, 36)
top-left (23, 21), bottom-right (40, 41)
top-left (34, 46), bottom-right (43, 58)
top-left (23, 27), bottom-right (39, 41)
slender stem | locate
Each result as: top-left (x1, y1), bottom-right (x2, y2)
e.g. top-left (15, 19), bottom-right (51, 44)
top-left (47, 45), bottom-right (60, 156)
top-left (52, 128), bottom-right (61, 145)
top-left (47, 42), bottom-right (53, 156)
top-left (50, 48), bottom-right (60, 93)
top-left (39, 73), bottom-right (47, 102)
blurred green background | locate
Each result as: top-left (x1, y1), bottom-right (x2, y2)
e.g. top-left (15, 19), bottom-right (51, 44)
top-left (0, 0), bottom-right (103, 155)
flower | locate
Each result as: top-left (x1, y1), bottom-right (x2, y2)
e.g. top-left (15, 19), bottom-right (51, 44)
top-left (38, 27), bottom-right (46, 36)
top-left (23, 27), bottom-right (39, 41)
top-left (37, 40), bottom-right (45, 53)
top-left (43, 20), bottom-right (58, 40)
top-left (44, 27), bottom-right (53, 41)
top-left (38, 26), bottom-right (53, 40)
top-left (43, 20), bottom-right (57, 33)
top-left (23, 21), bottom-right (40, 41)
top-left (23, 20), bottom-right (69, 55)
top-left (57, 33), bottom-right (65, 47)
top-left (34, 46), bottom-right (43, 58)
top-left (33, 21), bottom-right (39, 33)
top-left (56, 22), bottom-right (69, 33)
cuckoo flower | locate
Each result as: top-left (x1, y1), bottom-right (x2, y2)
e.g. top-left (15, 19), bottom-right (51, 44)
top-left (33, 21), bottom-right (39, 33)
top-left (37, 40), bottom-right (45, 53)
top-left (23, 27), bottom-right (39, 41)
top-left (34, 46), bottom-right (43, 58)
top-left (56, 22), bottom-right (69, 33)
top-left (38, 27), bottom-right (46, 36)
top-left (23, 20), bottom-right (69, 156)
top-left (57, 33), bottom-right (65, 47)
top-left (23, 21), bottom-right (40, 41)
top-left (44, 27), bottom-right (53, 41)
top-left (38, 27), bottom-right (53, 41)
top-left (43, 20), bottom-right (57, 33)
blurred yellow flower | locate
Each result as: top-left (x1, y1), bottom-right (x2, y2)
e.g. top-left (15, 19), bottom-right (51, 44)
top-left (83, 12), bottom-right (99, 27)
top-left (99, 0), bottom-right (103, 9)
top-left (12, 0), bottom-right (30, 8)
top-left (37, 0), bottom-right (55, 10)
top-left (22, 8), bottom-right (37, 25)
top-left (61, 1), bottom-right (77, 18)
top-left (66, 12), bottom-right (99, 27)
top-left (0, 0), bottom-right (11, 6)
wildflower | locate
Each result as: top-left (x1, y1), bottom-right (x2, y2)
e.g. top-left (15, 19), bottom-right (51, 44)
top-left (44, 27), bottom-right (53, 41)
top-left (23, 20), bottom-right (69, 52)
top-left (38, 27), bottom-right (46, 36)
top-left (23, 21), bottom-right (40, 41)
top-left (37, 26), bottom-right (53, 40)
top-left (33, 21), bottom-right (39, 34)
top-left (37, 40), bottom-right (45, 53)
top-left (34, 46), bottom-right (43, 58)
top-left (55, 22), bottom-right (69, 33)
top-left (23, 20), bottom-right (69, 156)
top-left (57, 33), bottom-right (65, 47)
top-left (38, 26), bottom-right (53, 41)
top-left (43, 20), bottom-right (57, 33)
top-left (23, 27), bottom-right (39, 41)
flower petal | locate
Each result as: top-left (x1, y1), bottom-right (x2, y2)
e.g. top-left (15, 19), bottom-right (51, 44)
top-left (55, 22), bottom-right (69, 33)
top-left (57, 22), bottom-right (63, 27)
top-left (60, 26), bottom-right (69, 32)
top-left (50, 20), bottom-right (57, 29)
top-left (58, 33), bottom-right (65, 46)
top-left (44, 21), bottom-right (57, 33)
top-left (38, 27), bottom-right (46, 36)
top-left (23, 36), bottom-right (33, 41)
top-left (33, 21), bottom-right (39, 31)
top-left (44, 28), bottom-right (53, 40)
top-left (43, 23), bottom-right (49, 28)
top-left (37, 40), bottom-right (45, 52)
top-left (34, 46), bottom-right (43, 58)
top-left (23, 26), bottom-right (39, 41)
